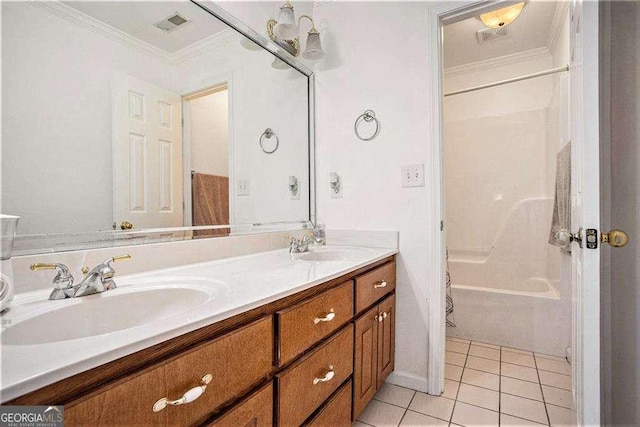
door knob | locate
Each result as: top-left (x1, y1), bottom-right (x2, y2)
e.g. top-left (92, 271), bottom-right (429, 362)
top-left (120, 221), bottom-right (133, 230)
top-left (601, 229), bottom-right (629, 248)
top-left (555, 228), bottom-right (583, 247)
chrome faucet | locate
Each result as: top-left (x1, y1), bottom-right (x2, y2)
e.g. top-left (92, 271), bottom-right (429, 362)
top-left (31, 254), bottom-right (131, 300)
top-left (286, 233), bottom-right (324, 253)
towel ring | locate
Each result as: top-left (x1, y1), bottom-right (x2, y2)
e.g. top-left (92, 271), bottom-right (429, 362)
top-left (354, 110), bottom-right (380, 141)
top-left (259, 128), bottom-right (279, 154)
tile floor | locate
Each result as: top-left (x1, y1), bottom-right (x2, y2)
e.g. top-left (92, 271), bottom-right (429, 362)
top-left (354, 338), bottom-right (576, 427)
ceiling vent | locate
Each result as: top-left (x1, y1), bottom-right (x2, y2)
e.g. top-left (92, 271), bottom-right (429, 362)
top-left (154, 13), bottom-right (190, 33)
top-left (476, 26), bottom-right (509, 44)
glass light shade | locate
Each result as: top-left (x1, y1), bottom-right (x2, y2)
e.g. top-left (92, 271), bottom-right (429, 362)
top-left (480, 2), bottom-right (525, 28)
top-left (273, 5), bottom-right (299, 40)
top-left (302, 31), bottom-right (324, 60)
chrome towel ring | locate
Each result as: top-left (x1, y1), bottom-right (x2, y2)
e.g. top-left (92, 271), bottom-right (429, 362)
top-left (354, 109), bottom-right (380, 141)
top-left (259, 128), bottom-right (279, 154)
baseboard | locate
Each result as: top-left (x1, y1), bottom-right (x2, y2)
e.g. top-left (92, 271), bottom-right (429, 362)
top-left (385, 370), bottom-right (433, 394)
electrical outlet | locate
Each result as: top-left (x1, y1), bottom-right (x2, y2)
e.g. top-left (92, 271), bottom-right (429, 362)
top-left (237, 179), bottom-right (250, 196)
top-left (401, 164), bottom-right (425, 188)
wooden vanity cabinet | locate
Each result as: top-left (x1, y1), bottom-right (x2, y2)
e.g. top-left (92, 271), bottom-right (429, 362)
top-left (12, 255), bottom-right (396, 427)
top-left (353, 294), bottom-right (396, 421)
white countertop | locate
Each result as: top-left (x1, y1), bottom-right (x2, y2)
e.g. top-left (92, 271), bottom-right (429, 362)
top-left (0, 245), bottom-right (396, 402)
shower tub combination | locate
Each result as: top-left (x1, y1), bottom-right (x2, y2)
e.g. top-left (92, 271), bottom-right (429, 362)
top-left (446, 198), bottom-right (571, 357)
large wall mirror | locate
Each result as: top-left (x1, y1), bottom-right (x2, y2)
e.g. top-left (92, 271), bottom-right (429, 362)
top-left (2, 0), bottom-right (315, 254)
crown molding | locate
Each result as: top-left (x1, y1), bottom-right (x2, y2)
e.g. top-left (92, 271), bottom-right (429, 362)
top-left (546, 0), bottom-right (569, 55)
top-left (29, 0), bottom-right (242, 65)
top-left (444, 46), bottom-right (552, 77)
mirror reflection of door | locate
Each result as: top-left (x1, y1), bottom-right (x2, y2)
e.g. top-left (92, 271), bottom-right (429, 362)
top-left (184, 84), bottom-right (230, 237)
top-left (112, 74), bottom-right (184, 230)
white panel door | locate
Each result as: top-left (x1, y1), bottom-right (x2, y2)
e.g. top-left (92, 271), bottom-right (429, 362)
top-left (112, 74), bottom-right (183, 230)
top-left (569, 1), bottom-right (600, 425)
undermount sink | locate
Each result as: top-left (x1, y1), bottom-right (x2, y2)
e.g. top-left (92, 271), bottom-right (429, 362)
top-left (1, 279), bottom-right (228, 346)
top-left (295, 246), bottom-right (374, 262)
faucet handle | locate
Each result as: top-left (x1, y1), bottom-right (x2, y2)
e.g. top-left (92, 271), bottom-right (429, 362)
top-left (30, 263), bottom-right (74, 299)
top-left (104, 254), bottom-right (132, 266)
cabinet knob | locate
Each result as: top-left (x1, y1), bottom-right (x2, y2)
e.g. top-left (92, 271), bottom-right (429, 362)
top-left (314, 309), bottom-right (336, 324)
top-left (312, 365), bottom-right (335, 385)
top-left (373, 280), bottom-right (387, 289)
top-left (152, 374), bottom-right (212, 412)
top-left (382, 312), bottom-right (388, 319)
top-left (378, 313), bottom-right (384, 322)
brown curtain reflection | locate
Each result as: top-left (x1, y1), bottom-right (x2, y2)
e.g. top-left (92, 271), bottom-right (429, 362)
top-left (192, 173), bottom-right (229, 237)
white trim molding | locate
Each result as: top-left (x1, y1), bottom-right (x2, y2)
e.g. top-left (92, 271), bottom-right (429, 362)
top-left (444, 46), bottom-right (552, 77)
top-left (546, 0), bottom-right (570, 55)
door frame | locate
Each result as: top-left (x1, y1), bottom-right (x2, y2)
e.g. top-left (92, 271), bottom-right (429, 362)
top-left (181, 72), bottom-right (235, 226)
top-left (425, 0), bottom-right (516, 396)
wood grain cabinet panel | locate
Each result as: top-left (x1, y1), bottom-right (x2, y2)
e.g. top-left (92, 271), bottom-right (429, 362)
top-left (352, 306), bottom-right (379, 421)
top-left (377, 295), bottom-right (395, 388)
top-left (65, 317), bottom-right (273, 426)
top-left (206, 382), bottom-right (273, 427)
top-left (355, 262), bottom-right (396, 314)
top-left (305, 380), bottom-right (352, 427)
top-left (276, 325), bottom-right (354, 427)
top-left (277, 281), bottom-right (354, 365)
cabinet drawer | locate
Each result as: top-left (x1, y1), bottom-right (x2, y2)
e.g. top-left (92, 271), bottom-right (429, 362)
top-left (206, 382), bottom-right (273, 427)
top-left (355, 262), bottom-right (396, 314)
top-left (277, 281), bottom-right (354, 365)
top-left (276, 324), bottom-right (354, 426)
top-left (305, 380), bottom-right (352, 427)
top-left (66, 317), bottom-right (273, 426)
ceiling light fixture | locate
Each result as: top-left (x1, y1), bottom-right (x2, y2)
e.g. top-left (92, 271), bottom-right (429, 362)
top-left (479, 2), bottom-right (526, 28)
top-left (267, 1), bottom-right (324, 63)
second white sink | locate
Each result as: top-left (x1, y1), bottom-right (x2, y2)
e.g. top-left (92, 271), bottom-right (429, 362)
top-left (295, 246), bottom-right (374, 262)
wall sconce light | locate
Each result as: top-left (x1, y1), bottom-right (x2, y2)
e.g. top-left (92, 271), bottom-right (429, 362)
top-left (479, 2), bottom-right (526, 28)
top-left (289, 176), bottom-right (299, 199)
top-left (267, 1), bottom-right (325, 61)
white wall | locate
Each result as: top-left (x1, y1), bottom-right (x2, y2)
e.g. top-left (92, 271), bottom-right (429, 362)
top-left (189, 90), bottom-right (230, 177)
top-left (311, 1), bottom-right (433, 387)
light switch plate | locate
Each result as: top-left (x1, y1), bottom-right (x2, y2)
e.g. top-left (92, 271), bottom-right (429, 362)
top-left (402, 164), bottom-right (425, 187)
top-left (237, 178), bottom-right (250, 196)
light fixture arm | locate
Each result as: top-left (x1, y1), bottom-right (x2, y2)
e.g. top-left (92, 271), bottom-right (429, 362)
top-left (297, 15), bottom-right (318, 33)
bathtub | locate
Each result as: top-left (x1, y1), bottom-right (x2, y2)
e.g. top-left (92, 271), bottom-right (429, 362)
top-left (445, 198), bottom-right (571, 356)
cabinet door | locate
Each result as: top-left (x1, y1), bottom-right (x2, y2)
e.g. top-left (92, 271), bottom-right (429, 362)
top-left (206, 382), bottom-right (273, 427)
top-left (377, 295), bottom-right (395, 388)
top-left (352, 306), bottom-right (379, 421)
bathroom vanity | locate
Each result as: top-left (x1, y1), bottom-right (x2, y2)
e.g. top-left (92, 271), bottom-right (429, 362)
top-left (2, 247), bottom-right (396, 426)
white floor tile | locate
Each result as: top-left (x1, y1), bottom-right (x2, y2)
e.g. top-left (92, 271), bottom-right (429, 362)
top-left (456, 383), bottom-right (499, 411)
top-left (500, 394), bottom-right (548, 425)
top-left (500, 414), bottom-right (547, 426)
top-left (374, 383), bottom-right (416, 408)
top-left (399, 410), bottom-right (449, 427)
top-left (466, 355), bottom-right (500, 374)
top-left (353, 422), bottom-right (375, 427)
top-left (446, 363), bottom-right (463, 381)
top-left (534, 352), bottom-right (567, 363)
top-left (446, 350), bottom-right (467, 367)
top-left (442, 379), bottom-right (460, 400)
top-left (538, 370), bottom-right (571, 390)
top-left (469, 345), bottom-right (501, 361)
top-left (502, 347), bottom-right (534, 356)
top-left (542, 385), bottom-right (573, 409)
top-left (501, 362), bottom-right (539, 383)
top-left (501, 376), bottom-right (543, 401)
top-left (447, 339), bottom-right (470, 355)
top-left (461, 368), bottom-right (500, 391)
top-left (535, 357), bottom-right (571, 375)
top-left (472, 341), bottom-right (501, 350)
top-left (501, 351), bottom-right (536, 368)
top-left (408, 392), bottom-right (454, 421)
top-left (546, 403), bottom-right (577, 426)
top-left (358, 399), bottom-right (406, 427)
top-left (451, 402), bottom-right (499, 427)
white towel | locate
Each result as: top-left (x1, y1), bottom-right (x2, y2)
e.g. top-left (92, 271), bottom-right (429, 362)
top-left (549, 142), bottom-right (571, 251)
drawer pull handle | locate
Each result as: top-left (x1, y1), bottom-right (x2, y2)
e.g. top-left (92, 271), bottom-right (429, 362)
top-left (314, 309), bottom-right (336, 324)
top-left (373, 281), bottom-right (387, 289)
top-left (152, 374), bottom-right (212, 413)
top-left (313, 365), bottom-right (335, 385)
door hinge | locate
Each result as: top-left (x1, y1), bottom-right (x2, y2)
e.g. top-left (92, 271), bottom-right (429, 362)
top-left (585, 228), bottom-right (598, 249)
top-left (440, 220), bottom-right (444, 231)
